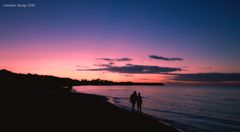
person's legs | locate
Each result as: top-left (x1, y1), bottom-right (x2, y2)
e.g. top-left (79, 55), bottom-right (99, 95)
top-left (133, 103), bottom-right (135, 112)
top-left (140, 105), bottom-right (142, 113)
top-left (132, 103), bottom-right (134, 112)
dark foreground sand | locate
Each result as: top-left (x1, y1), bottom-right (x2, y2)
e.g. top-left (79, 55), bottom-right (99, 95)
top-left (2, 92), bottom-right (178, 131)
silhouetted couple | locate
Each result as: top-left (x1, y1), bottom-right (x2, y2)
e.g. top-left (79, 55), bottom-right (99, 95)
top-left (129, 91), bottom-right (142, 113)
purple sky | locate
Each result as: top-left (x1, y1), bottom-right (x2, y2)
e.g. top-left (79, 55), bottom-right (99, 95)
top-left (1, 0), bottom-right (240, 85)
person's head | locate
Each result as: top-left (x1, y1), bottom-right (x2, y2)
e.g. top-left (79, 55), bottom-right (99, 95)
top-left (133, 91), bottom-right (137, 94)
top-left (138, 93), bottom-right (141, 96)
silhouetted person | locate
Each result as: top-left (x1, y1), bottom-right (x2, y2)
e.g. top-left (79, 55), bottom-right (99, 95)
top-left (137, 93), bottom-right (142, 113)
top-left (130, 91), bottom-right (137, 112)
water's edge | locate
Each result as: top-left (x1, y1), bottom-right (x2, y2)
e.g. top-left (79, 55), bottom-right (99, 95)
top-left (106, 96), bottom-right (185, 132)
top-left (74, 85), bottom-right (240, 132)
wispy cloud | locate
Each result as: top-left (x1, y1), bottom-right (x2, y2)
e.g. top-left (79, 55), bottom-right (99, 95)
top-left (149, 55), bottom-right (183, 61)
top-left (94, 63), bottom-right (114, 67)
top-left (172, 73), bottom-right (240, 82)
top-left (76, 65), bottom-right (91, 68)
top-left (97, 57), bottom-right (132, 62)
top-left (77, 64), bottom-right (181, 74)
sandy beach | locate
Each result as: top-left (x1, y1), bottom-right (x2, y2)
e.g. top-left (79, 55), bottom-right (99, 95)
top-left (2, 91), bottom-right (178, 131)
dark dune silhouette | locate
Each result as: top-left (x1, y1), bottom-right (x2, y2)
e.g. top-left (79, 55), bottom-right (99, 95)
top-left (0, 69), bottom-right (176, 131)
top-left (0, 69), bottom-right (78, 95)
top-left (0, 69), bottom-right (164, 90)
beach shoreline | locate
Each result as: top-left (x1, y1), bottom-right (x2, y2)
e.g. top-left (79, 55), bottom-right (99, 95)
top-left (74, 91), bottom-right (180, 131)
top-left (104, 94), bottom-right (183, 132)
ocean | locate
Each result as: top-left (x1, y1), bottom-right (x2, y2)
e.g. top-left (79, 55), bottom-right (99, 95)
top-left (74, 85), bottom-right (240, 132)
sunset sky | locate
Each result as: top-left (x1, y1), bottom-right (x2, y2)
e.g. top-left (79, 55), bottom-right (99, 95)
top-left (1, 0), bottom-right (240, 85)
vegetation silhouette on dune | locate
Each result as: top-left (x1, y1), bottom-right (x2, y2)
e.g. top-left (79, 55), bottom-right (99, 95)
top-left (0, 69), bottom-right (164, 95)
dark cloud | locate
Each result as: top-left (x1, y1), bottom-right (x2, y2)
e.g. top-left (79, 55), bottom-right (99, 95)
top-left (77, 64), bottom-right (181, 74)
top-left (126, 63), bottom-right (133, 66)
top-left (172, 73), bottom-right (240, 82)
top-left (97, 58), bottom-right (114, 61)
top-left (109, 62), bottom-right (114, 65)
top-left (116, 58), bottom-right (132, 61)
top-left (97, 57), bottom-right (132, 62)
top-left (149, 55), bottom-right (183, 61)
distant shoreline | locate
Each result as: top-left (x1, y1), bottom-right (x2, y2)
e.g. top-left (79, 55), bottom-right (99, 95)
top-left (75, 82), bottom-right (165, 86)
top-left (76, 83), bottom-right (165, 86)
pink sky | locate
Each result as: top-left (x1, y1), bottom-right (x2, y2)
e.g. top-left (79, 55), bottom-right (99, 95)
top-left (1, 38), bottom-right (239, 84)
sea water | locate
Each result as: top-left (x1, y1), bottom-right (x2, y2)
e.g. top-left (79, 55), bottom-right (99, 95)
top-left (74, 85), bottom-right (240, 132)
